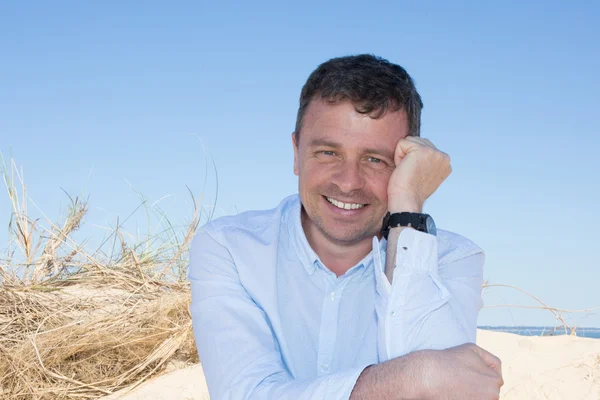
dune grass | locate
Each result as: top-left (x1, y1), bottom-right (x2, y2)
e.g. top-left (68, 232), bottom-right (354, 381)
top-left (0, 156), bottom-right (202, 399)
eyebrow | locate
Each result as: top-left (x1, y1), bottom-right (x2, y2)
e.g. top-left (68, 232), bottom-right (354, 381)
top-left (308, 138), bottom-right (394, 160)
top-left (308, 138), bottom-right (342, 148)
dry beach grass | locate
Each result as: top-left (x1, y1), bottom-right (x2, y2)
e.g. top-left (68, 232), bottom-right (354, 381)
top-left (0, 157), bottom-right (200, 399)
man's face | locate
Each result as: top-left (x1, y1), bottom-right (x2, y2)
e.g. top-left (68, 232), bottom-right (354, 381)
top-left (293, 98), bottom-right (410, 246)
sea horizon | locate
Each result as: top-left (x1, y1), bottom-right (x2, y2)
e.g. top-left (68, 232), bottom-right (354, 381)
top-left (479, 325), bottom-right (600, 339)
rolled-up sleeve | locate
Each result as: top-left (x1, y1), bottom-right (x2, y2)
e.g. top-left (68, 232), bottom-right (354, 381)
top-left (188, 227), bottom-right (368, 400)
top-left (373, 229), bottom-right (484, 360)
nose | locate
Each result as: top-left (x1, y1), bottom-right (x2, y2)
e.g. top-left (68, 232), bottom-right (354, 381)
top-left (331, 158), bottom-right (366, 194)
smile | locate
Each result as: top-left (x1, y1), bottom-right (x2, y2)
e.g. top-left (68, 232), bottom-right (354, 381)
top-left (326, 197), bottom-right (366, 210)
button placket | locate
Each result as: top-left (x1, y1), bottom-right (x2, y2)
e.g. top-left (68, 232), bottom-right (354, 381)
top-left (316, 279), bottom-right (349, 376)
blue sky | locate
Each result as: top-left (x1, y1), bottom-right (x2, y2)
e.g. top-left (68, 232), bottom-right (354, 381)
top-left (1, 1), bottom-right (598, 327)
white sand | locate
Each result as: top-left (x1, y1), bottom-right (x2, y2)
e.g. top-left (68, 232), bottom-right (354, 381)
top-left (103, 329), bottom-right (600, 399)
top-left (101, 364), bottom-right (209, 400)
top-left (477, 329), bottom-right (600, 399)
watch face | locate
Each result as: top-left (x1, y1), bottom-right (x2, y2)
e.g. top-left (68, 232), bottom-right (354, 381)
top-left (426, 216), bottom-right (437, 236)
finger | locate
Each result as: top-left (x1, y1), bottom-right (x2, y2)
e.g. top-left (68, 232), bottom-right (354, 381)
top-left (477, 348), bottom-right (503, 377)
top-left (421, 138), bottom-right (438, 149)
top-left (397, 138), bottom-right (430, 156)
top-left (403, 136), bottom-right (430, 144)
top-left (404, 136), bottom-right (438, 150)
top-left (403, 136), bottom-right (427, 145)
top-left (394, 138), bottom-right (419, 159)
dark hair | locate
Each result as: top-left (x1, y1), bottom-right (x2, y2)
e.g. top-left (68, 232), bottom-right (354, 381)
top-left (294, 54), bottom-right (423, 142)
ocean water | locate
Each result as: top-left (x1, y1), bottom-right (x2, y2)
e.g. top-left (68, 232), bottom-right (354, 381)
top-left (479, 326), bottom-right (600, 339)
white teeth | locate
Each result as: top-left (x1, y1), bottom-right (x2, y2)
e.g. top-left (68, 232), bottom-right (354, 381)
top-left (326, 197), bottom-right (365, 210)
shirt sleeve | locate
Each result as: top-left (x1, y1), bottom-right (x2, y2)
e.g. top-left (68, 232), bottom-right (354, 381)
top-left (373, 229), bottom-right (484, 361)
top-left (188, 227), bottom-right (368, 400)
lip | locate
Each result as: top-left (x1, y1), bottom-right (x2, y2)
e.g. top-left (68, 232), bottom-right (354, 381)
top-left (322, 195), bottom-right (368, 216)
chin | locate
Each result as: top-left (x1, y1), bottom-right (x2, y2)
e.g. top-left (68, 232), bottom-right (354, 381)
top-left (321, 224), bottom-right (376, 244)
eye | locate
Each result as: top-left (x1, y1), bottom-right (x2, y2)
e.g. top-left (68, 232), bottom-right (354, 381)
top-left (366, 156), bottom-right (389, 169)
top-left (315, 150), bottom-right (338, 162)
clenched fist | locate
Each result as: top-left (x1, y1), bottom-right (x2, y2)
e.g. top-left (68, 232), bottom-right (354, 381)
top-left (419, 343), bottom-right (504, 400)
top-left (387, 137), bottom-right (452, 213)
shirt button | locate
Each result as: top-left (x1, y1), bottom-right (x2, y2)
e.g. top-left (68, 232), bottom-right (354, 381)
top-left (330, 292), bottom-right (335, 300)
top-left (390, 310), bottom-right (397, 317)
top-left (321, 363), bottom-right (330, 371)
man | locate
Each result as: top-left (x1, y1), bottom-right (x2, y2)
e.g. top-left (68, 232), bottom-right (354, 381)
top-left (189, 54), bottom-right (503, 399)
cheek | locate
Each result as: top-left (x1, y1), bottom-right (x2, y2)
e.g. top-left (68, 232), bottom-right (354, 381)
top-left (301, 161), bottom-right (330, 185)
top-left (365, 169), bottom-right (392, 199)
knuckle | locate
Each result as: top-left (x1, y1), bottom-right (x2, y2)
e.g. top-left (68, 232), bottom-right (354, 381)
top-left (421, 144), bottom-right (433, 153)
top-left (438, 151), bottom-right (450, 164)
top-left (431, 149), bottom-right (448, 163)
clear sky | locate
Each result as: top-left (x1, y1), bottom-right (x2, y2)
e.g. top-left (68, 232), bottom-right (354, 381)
top-left (1, 1), bottom-right (599, 327)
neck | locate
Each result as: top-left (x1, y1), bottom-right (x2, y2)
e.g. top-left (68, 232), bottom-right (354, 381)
top-left (301, 210), bottom-right (374, 277)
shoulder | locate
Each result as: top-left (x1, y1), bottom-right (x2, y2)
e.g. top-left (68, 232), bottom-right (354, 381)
top-left (188, 195), bottom-right (298, 279)
top-left (436, 229), bottom-right (485, 266)
top-left (197, 194), bottom-right (298, 246)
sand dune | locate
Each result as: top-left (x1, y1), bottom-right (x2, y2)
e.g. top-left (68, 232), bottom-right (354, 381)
top-left (477, 329), bottom-right (600, 399)
top-left (103, 329), bottom-right (600, 400)
top-left (101, 364), bottom-right (209, 400)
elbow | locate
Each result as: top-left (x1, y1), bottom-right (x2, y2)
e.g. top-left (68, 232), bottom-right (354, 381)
top-left (203, 364), bottom-right (290, 400)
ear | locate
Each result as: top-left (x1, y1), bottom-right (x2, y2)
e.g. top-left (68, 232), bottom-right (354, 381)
top-left (292, 132), bottom-right (299, 176)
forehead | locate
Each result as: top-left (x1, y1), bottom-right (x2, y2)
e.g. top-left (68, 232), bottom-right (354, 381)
top-left (301, 99), bottom-right (409, 150)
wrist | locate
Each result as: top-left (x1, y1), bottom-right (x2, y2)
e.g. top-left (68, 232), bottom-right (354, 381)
top-left (388, 226), bottom-right (415, 238)
top-left (409, 350), bottom-right (434, 400)
top-left (398, 350), bottom-right (431, 400)
top-left (387, 195), bottom-right (423, 213)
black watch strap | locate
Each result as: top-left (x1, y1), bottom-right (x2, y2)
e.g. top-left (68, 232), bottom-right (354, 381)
top-left (380, 212), bottom-right (430, 239)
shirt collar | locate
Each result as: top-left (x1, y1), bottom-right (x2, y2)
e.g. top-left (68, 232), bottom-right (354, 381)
top-left (288, 195), bottom-right (381, 278)
top-left (289, 196), bottom-right (320, 275)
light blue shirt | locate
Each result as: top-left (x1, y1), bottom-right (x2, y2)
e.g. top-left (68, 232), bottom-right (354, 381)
top-left (188, 194), bottom-right (484, 399)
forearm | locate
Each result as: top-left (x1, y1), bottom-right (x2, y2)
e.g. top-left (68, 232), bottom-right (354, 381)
top-left (350, 351), bottom-right (425, 400)
top-left (377, 225), bottom-right (484, 361)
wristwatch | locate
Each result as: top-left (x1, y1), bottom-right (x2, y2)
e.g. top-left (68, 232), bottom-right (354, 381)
top-left (380, 212), bottom-right (437, 239)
